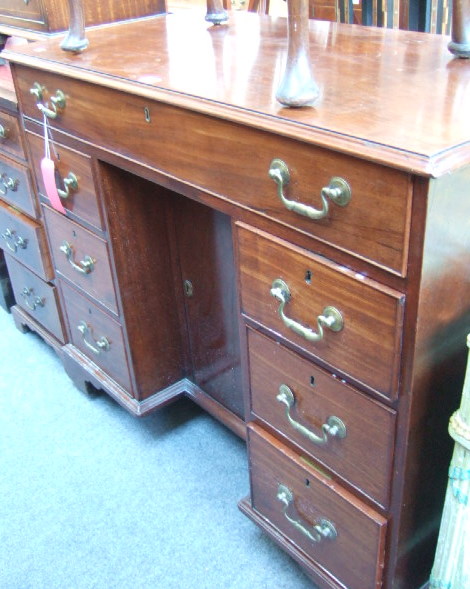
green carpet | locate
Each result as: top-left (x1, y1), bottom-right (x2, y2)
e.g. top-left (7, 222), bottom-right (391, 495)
top-left (0, 307), bottom-right (315, 589)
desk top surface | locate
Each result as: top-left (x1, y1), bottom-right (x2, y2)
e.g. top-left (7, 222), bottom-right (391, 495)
top-left (4, 10), bottom-right (470, 176)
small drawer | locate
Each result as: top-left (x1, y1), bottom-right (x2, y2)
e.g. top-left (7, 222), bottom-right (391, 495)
top-left (0, 200), bottom-right (53, 280)
top-left (0, 112), bottom-right (25, 161)
top-left (237, 223), bottom-right (404, 400)
top-left (247, 328), bottom-right (395, 508)
top-left (0, 155), bottom-right (37, 218)
top-left (5, 253), bottom-right (65, 343)
top-left (60, 280), bottom-right (132, 393)
top-left (248, 424), bottom-right (387, 589)
top-left (15, 66), bottom-right (411, 276)
top-left (43, 205), bottom-right (118, 315)
top-left (26, 129), bottom-right (104, 231)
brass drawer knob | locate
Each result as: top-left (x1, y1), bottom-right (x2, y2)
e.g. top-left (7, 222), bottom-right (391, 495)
top-left (277, 384), bottom-right (346, 446)
top-left (30, 82), bottom-right (66, 120)
top-left (57, 172), bottom-right (78, 199)
top-left (1, 228), bottom-right (28, 253)
top-left (270, 278), bottom-right (343, 342)
top-left (0, 173), bottom-right (19, 196)
top-left (21, 287), bottom-right (45, 311)
top-left (269, 158), bottom-right (351, 220)
top-left (77, 321), bottom-right (110, 355)
top-left (59, 241), bottom-right (95, 274)
top-left (277, 483), bottom-right (337, 543)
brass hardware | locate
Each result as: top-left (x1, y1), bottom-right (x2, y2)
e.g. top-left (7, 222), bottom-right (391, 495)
top-left (277, 384), bottom-right (347, 446)
top-left (0, 173), bottom-right (19, 196)
top-left (77, 321), bottom-right (110, 355)
top-left (1, 228), bottom-right (28, 253)
top-left (269, 159), bottom-right (351, 220)
top-left (0, 124), bottom-right (8, 139)
top-left (270, 278), bottom-right (343, 342)
top-left (21, 287), bottom-right (45, 311)
top-left (30, 82), bottom-right (66, 119)
top-left (59, 241), bottom-right (94, 274)
top-left (277, 484), bottom-right (337, 543)
top-left (57, 172), bottom-right (78, 199)
top-left (183, 279), bottom-right (194, 297)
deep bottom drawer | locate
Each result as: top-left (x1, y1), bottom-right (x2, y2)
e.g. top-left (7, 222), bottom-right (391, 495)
top-left (5, 254), bottom-right (65, 343)
top-left (247, 424), bottom-right (387, 589)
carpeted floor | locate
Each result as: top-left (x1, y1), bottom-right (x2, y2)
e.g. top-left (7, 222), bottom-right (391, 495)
top-left (0, 306), bottom-right (315, 589)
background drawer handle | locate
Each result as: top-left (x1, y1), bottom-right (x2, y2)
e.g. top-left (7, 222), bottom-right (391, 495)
top-left (77, 321), bottom-right (110, 355)
top-left (57, 172), bottom-right (78, 199)
top-left (270, 278), bottom-right (343, 342)
top-left (0, 173), bottom-right (19, 196)
top-left (0, 124), bottom-right (9, 139)
top-left (1, 228), bottom-right (28, 253)
top-left (269, 158), bottom-right (351, 220)
top-left (21, 287), bottom-right (45, 311)
top-left (277, 384), bottom-right (347, 446)
top-left (30, 83), bottom-right (66, 120)
top-left (277, 483), bottom-right (337, 543)
top-left (60, 241), bottom-right (95, 274)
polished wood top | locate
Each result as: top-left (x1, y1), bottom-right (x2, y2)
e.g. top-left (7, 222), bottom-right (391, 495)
top-left (3, 10), bottom-right (470, 175)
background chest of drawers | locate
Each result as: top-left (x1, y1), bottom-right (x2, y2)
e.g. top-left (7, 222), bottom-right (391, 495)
top-left (0, 0), bottom-right (166, 38)
top-left (4, 12), bottom-right (470, 589)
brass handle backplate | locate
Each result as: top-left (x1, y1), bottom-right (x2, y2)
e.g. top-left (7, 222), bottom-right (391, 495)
top-left (277, 483), bottom-right (337, 543)
top-left (30, 82), bottom-right (66, 119)
top-left (1, 228), bottom-right (28, 253)
top-left (59, 241), bottom-right (94, 274)
top-left (269, 159), bottom-right (351, 220)
top-left (270, 278), bottom-right (343, 342)
top-left (77, 321), bottom-right (110, 355)
top-left (21, 287), bottom-right (45, 311)
top-left (0, 173), bottom-right (19, 196)
top-left (277, 384), bottom-right (346, 446)
top-left (57, 172), bottom-right (78, 199)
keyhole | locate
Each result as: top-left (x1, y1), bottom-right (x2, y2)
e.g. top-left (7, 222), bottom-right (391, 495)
top-left (305, 270), bottom-right (312, 284)
top-left (305, 478), bottom-right (310, 487)
top-left (310, 376), bottom-right (315, 386)
top-left (184, 280), bottom-right (193, 297)
top-left (144, 107), bottom-right (151, 123)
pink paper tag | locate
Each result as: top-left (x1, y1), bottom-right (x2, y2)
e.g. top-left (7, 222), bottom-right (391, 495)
top-left (41, 156), bottom-right (66, 214)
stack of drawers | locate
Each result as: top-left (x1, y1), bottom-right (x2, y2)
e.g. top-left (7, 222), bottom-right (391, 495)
top-left (22, 112), bottom-right (185, 415)
top-left (236, 152), bottom-right (411, 588)
top-left (0, 93), bottom-right (65, 347)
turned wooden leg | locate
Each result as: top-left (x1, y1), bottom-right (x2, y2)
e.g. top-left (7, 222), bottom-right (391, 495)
top-left (449, 0), bottom-right (470, 57)
top-left (61, 0), bottom-right (89, 53)
top-left (276, 0), bottom-right (319, 107)
top-left (206, 0), bottom-right (229, 24)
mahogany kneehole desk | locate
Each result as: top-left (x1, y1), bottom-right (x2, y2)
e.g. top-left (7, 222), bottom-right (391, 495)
top-left (4, 11), bottom-right (470, 589)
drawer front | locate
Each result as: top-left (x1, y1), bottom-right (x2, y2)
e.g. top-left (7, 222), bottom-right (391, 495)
top-left (5, 253), bottom-right (65, 342)
top-left (0, 112), bottom-right (25, 160)
top-left (0, 200), bottom-right (53, 280)
top-left (237, 223), bottom-right (404, 400)
top-left (60, 280), bottom-right (132, 393)
top-left (248, 425), bottom-right (387, 589)
top-left (0, 155), bottom-right (37, 218)
top-left (43, 205), bottom-right (118, 315)
top-left (248, 328), bottom-right (395, 508)
top-left (26, 129), bottom-right (104, 231)
top-left (15, 66), bottom-right (411, 276)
